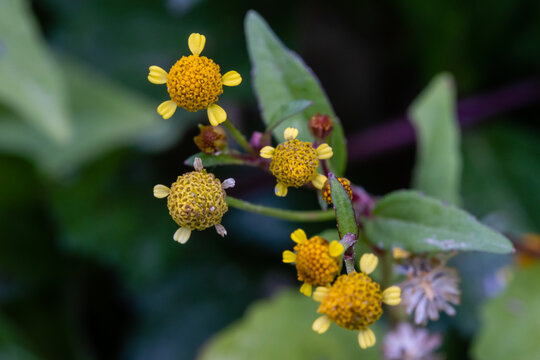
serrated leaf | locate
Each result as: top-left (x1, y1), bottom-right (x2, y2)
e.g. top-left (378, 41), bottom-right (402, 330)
top-left (184, 153), bottom-right (245, 167)
top-left (330, 174), bottom-right (358, 238)
top-left (0, 0), bottom-right (71, 143)
top-left (472, 264), bottom-right (540, 360)
top-left (409, 73), bottom-right (461, 205)
top-left (364, 190), bottom-right (514, 254)
top-left (266, 99), bottom-right (312, 132)
top-left (199, 290), bottom-right (381, 360)
top-left (245, 10), bottom-right (347, 176)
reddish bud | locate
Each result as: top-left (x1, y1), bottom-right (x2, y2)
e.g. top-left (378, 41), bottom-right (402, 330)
top-left (309, 113), bottom-right (334, 140)
top-left (193, 124), bottom-right (227, 154)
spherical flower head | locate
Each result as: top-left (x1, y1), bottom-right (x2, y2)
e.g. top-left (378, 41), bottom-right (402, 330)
top-left (153, 158), bottom-right (235, 244)
top-left (148, 33), bottom-right (242, 125)
top-left (308, 113), bottom-right (334, 140)
top-left (282, 229), bottom-right (344, 296)
top-left (321, 177), bottom-right (353, 205)
top-left (167, 55), bottom-right (223, 112)
top-left (260, 128), bottom-right (332, 197)
top-left (312, 253), bottom-right (402, 350)
top-left (194, 124), bottom-right (227, 154)
top-left (318, 272), bottom-right (383, 330)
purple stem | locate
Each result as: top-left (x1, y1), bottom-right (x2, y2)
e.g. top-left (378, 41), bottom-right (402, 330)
top-left (347, 79), bottom-right (540, 161)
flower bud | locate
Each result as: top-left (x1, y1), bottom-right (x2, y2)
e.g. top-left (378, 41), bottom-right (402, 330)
top-left (193, 124), bottom-right (227, 154)
top-left (308, 113), bottom-right (334, 140)
top-left (321, 177), bottom-right (353, 205)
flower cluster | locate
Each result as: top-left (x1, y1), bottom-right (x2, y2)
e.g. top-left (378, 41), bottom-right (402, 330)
top-left (153, 158), bottom-right (235, 244)
top-left (260, 127), bottom-right (333, 197)
top-left (311, 253), bottom-right (402, 349)
top-left (148, 33), bottom-right (242, 125)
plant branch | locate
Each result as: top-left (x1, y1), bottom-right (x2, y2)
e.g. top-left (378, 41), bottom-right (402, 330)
top-left (340, 233), bottom-right (358, 273)
top-left (223, 119), bottom-right (255, 155)
top-left (226, 196), bottom-right (335, 222)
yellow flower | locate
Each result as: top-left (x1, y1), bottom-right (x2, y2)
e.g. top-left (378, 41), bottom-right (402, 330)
top-left (312, 253), bottom-right (402, 349)
top-left (321, 177), bottom-right (353, 205)
top-left (153, 158), bottom-right (235, 244)
top-left (260, 127), bottom-right (333, 197)
top-left (147, 33), bottom-right (242, 125)
top-left (282, 229), bottom-right (344, 296)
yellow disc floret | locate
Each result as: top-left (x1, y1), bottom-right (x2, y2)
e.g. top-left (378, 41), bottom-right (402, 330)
top-left (167, 55), bottom-right (223, 112)
top-left (167, 170), bottom-right (227, 230)
top-left (153, 158), bottom-right (235, 244)
top-left (295, 236), bottom-right (341, 286)
top-left (318, 272), bottom-right (383, 330)
top-left (282, 229), bottom-right (344, 296)
top-left (148, 33), bottom-right (242, 125)
top-left (270, 139), bottom-right (319, 188)
top-left (322, 177), bottom-right (353, 205)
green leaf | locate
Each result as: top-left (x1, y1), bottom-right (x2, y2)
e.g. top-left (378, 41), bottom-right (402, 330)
top-left (330, 174), bottom-right (359, 238)
top-left (266, 99), bottom-right (313, 132)
top-left (199, 290), bottom-right (381, 360)
top-left (0, 0), bottom-right (71, 143)
top-left (245, 10), bottom-right (347, 176)
top-left (472, 264), bottom-right (540, 360)
top-left (184, 153), bottom-right (246, 167)
top-left (364, 190), bottom-right (514, 254)
top-left (0, 58), bottom-right (188, 178)
top-left (409, 73), bottom-right (461, 205)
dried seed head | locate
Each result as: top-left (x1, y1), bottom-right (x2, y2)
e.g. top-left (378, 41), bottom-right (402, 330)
top-left (194, 124), bottom-right (227, 154)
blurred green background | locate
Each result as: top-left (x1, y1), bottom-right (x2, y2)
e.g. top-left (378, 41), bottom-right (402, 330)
top-left (0, 0), bottom-right (539, 359)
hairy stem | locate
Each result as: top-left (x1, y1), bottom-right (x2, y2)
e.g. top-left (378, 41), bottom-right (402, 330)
top-left (340, 233), bottom-right (358, 273)
top-left (223, 119), bottom-right (255, 154)
top-left (226, 196), bottom-right (335, 222)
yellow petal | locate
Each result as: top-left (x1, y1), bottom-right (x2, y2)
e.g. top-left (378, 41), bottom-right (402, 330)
top-left (275, 182), bottom-right (288, 197)
top-left (283, 127), bottom-right (299, 140)
top-left (392, 247), bottom-right (410, 259)
top-left (382, 286), bottom-right (402, 306)
top-left (291, 229), bottom-right (308, 244)
top-left (316, 143), bottom-right (333, 160)
top-left (188, 33), bottom-right (206, 55)
top-left (313, 286), bottom-right (330, 302)
top-left (173, 227), bottom-right (191, 244)
top-left (148, 65), bottom-right (168, 84)
top-left (312, 174), bottom-right (327, 189)
top-left (328, 241), bottom-right (344, 257)
top-left (312, 316), bottom-right (331, 334)
top-left (260, 146), bottom-right (275, 159)
top-left (282, 250), bottom-right (296, 263)
top-left (222, 70), bottom-right (242, 86)
top-left (360, 253), bottom-right (379, 275)
top-left (358, 328), bottom-right (376, 349)
top-left (207, 103), bottom-right (227, 126)
top-left (300, 282), bottom-right (312, 297)
top-left (157, 100), bottom-right (177, 119)
top-left (153, 184), bottom-right (170, 198)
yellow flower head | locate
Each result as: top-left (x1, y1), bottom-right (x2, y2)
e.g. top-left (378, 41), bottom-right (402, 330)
top-left (321, 177), bottom-right (353, 205)
top-left (282, 229), bottom-right (344, 297)
top-left (260, 127), bottom-right (333, 197)
top-left (312, 253), bottom-right (402, 349)
top-left (148, 33), bottom-right (242, 126)
top-left (153, 158), bottom-right (235, 244)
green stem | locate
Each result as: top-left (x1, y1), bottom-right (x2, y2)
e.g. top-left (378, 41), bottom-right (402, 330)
top-left (226, 196), bottom-right (335, 222)
top-left (223, 119), bottom-right (254, 154)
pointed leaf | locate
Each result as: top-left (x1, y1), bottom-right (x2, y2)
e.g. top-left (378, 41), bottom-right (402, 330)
top-left (330, 173), bottom-right (358, 238)
top-left (184, 153), bottom-right (246, 167)
top-left (245, 10), bottom-right (346, 175)
top-left (409, 73), bottom-right (461, 205)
